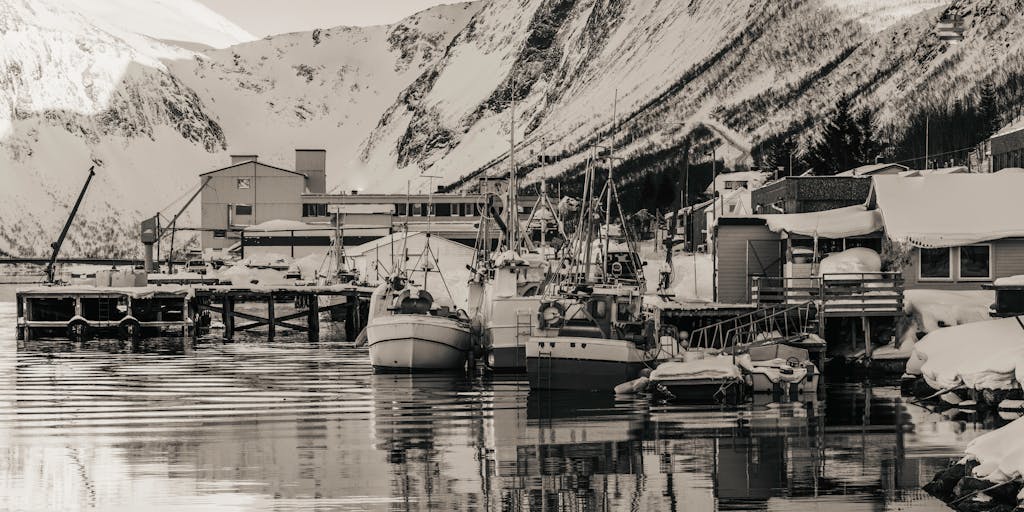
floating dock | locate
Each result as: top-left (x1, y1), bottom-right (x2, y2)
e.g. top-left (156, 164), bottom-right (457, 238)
top-left (16, 285), bottom-right (192, 346)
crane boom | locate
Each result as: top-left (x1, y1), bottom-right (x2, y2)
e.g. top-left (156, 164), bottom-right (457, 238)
top-left (164, 177), bottom-right (211, 274)
top-left (46, 166), bottom-right (96, 283)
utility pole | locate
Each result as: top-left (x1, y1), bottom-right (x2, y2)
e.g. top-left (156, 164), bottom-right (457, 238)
top-left (924, 114), bottom-right (930, 170)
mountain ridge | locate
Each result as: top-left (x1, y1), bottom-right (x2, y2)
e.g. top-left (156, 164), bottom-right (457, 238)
top-left (1, 0), bottom-right (1022, 257)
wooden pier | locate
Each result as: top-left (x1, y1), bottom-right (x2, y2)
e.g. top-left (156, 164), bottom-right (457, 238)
top-left (190, 285), bottom-right (374, 343)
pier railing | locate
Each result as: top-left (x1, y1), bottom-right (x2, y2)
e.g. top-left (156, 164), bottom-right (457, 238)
top-left (750, 272), bottom-right (904, 317)
top-left (690, 301), bottom-right (817, 350)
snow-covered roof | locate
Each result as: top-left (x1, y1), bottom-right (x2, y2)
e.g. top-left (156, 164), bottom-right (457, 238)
top-left (347, 231), bottom-right (473, 257)
top-left (836, 163), bottom-right (909, 177)
top-left (243, 219), bottom-right (322, 232)
top-left (871, 174), bottom-right (1024, 248)
top-left (703, 171), bottom-right (771, 195)
top-left (330, 204), bottom-right (395, 214)
top-left (755, 205), bottom-right (882, 238)
top-left (993, 117), bottom-right (1024, 138)
top-left (899, 166), bottom-right (969, 177)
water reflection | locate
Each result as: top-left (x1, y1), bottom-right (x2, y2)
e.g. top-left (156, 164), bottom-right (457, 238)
top-left (0, 296), bottom-right (993, 511)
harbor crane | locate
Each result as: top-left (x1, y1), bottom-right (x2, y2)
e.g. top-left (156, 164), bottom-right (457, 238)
top-left (45, 166), bottom-right (96, 283)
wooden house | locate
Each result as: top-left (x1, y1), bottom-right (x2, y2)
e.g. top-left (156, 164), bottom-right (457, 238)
top-left (868, 174), bottom-right (1024, 290)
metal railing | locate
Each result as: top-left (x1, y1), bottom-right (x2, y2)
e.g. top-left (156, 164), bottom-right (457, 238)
top-left (690, 301), bottom-right (817, 350)
top-left (751, 272), bottom-right (904, 317)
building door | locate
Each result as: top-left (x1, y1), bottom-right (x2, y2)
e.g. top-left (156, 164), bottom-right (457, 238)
top-left (746, 239), bottom-right (784, 302)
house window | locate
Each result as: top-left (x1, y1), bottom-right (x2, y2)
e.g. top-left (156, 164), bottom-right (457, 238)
top-left (235, 204), bottom-right (253, 216)
top-left (302, 203), bottom-right (328, 217)
top-left (237, 178), bottom-right (251, 189)
top-left (919, 248), bottom-right (951, 279)
top-left (395, 203), bottom-right (407, 216)
top-left (411, 203), bottom-right (422, 216)
top-left (435, 203), bottom-right (451, 216)
top-left (960, 245), bottom-right (992, 279)
top-left (213, 230), bottom-right (226, 238)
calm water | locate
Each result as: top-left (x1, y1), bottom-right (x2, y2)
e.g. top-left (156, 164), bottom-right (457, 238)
top-left (0, 289), bottom-right (990, 511)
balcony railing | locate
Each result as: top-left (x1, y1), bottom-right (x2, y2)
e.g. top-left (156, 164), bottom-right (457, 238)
top-left (751, 272), bottom-right (904, 317)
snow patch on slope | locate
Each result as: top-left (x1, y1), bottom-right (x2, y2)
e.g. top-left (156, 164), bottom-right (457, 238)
top-left (47, 0), bottom-right (256, 48)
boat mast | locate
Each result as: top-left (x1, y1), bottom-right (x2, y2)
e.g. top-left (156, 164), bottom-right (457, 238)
top-left (603, 90), bottom-right (618, 285)
top-left (582, 147), bottom-right (595, 284)
top-left (507, 79), bottom-right (518, 253)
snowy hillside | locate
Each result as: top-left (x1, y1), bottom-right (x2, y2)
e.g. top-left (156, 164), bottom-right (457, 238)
top-left (1, 0), bottom-right (1023, 257)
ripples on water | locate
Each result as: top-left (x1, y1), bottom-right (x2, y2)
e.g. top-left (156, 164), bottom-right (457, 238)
top-left (0, 296), bottom-right (991, 511)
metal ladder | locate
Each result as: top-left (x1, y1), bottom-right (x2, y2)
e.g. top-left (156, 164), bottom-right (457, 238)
top-left (690, 301), bottom-right (817, 350)
top-left (515, 310), bottom-right (533, 365)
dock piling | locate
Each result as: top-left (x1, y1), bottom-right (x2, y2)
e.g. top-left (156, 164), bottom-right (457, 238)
top-left (267, 295), bottom-right (275, 342)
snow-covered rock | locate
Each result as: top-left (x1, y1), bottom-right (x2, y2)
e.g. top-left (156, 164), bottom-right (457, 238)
top-left (911, 316), bottom-right (1024, 391)
top-left (965, 416), bottom-right (1024, 486)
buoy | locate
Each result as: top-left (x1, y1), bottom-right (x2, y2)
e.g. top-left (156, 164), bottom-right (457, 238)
top-left (940, 392), bottom-right (963, 405)
top-left (614, 376), bottom-right (649, 395)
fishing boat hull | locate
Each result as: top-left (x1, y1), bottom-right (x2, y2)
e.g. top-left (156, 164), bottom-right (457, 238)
top-left (480, 289), bottom-right (542, 372)
top-left (486, 345), bottom-right (526, 372)
top-left (367, 315), bottom-right (472, 371)
top-left (526, 336), bottom-right (648, 391)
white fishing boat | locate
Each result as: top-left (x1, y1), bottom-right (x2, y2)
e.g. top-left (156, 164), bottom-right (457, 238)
top-left (466, 91), bottom-right (565, 372)
top-left (527, 285), bottom-right (673, 391)
top-left (366, 192), bottom-right (473, 371)
top-left (366, 281), bottom-right (472, 371)
top-left (526, 134), bottom-right (681, 391)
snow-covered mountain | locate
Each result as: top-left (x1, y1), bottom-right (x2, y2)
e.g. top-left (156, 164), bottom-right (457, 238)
top-left (1, 0), bottom-right (1022, 257)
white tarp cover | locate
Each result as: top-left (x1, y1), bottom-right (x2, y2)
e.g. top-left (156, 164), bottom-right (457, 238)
top-left (872, 174), bottom-right (1024, 248)
top-left (650, 357), bottom-right (742, 381)
top-left (755, 205), bottom-right (882, 238)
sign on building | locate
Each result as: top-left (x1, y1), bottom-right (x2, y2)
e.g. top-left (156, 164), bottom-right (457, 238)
top-left (140, 215), bottom-right (159, 244)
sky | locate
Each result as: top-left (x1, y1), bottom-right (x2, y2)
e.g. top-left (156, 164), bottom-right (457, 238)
top-left (198, 0), bottom-right (462, 37)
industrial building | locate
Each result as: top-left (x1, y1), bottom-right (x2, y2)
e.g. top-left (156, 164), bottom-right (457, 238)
top-left (200, 150), bottom-right (327, 251)
top-left (198, 149), bottom-right (552, 255)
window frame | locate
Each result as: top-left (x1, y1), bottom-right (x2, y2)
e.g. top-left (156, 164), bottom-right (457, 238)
top-left (236, 178), bottom-right (251, 189)
top-left (958, 244), bottom-right (993, 281)
top-left (234, 204), bottom-right (253, 216)
top-left (917, 247), bottom-right (953, 281)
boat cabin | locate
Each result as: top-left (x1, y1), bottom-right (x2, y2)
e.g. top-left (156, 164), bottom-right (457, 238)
top-left (538, 288), bottom-right (656, 347)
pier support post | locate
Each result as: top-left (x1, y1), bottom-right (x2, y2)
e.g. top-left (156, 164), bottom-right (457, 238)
top-left (862, 317), bottom-right (872, 360)
top-left (224, 296), bottom-right (235, 341)
top-left (307, 294), bottom-right (319, 343)
top-left (267, 294), bottom-right (275, 342)
top-left (345, 296), bottom-right (359, 342)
